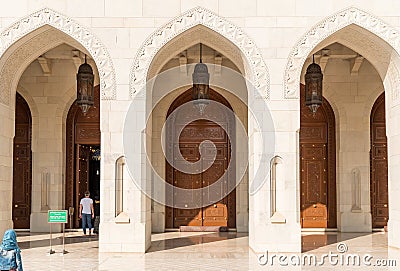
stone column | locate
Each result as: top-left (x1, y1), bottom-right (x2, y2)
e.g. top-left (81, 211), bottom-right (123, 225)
top-left (0, 103), bottom-right (13, 235)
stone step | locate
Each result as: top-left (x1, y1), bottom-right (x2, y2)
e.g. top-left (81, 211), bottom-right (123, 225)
top-left (179, 226), bottom-right (228, 232)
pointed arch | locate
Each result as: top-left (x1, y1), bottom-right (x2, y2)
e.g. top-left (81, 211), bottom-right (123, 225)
top-left (0, 8), bottom-right (116, 103)
top-left (284, 7), bottom-right (400, 99)
top-left (129, 7), bottom-right (270, 99)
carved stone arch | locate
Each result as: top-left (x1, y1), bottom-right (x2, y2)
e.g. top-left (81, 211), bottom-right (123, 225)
top-left (15, 86), bottom-right (39, 121)
top-left (0, 8), bottom-right (116, 103)
top-left (285, 7), bottom-right (400, 99)
top-left (130, 7), bottom-right (270, 99)
top-left (147, 25), bottom-right (245, 80)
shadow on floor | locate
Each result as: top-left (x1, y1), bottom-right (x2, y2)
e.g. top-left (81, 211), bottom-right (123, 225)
top-left (18, 234), bottom-right (98, 250)
top-left (148, 232), bottom-right (247, 253)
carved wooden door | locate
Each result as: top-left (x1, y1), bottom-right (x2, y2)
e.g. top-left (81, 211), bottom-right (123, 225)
top-left (166, 89), bottom-right (235, 229)
top-left (370, 93), bottom-right (388, 228)
top-left (13, 94), bottom-right (32, 229)
top-left (300, 84), bottom-right (336, 228)
top-left (75, 144), bottom-right (90, 226)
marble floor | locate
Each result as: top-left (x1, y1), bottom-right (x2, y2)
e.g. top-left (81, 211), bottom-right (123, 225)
top-left (16, 230), bottom-right (400, 270)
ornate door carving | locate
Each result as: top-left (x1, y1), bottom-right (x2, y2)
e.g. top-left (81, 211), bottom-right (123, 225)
top-left (13, 93), bottom-right (32, 229)
top-left (300, 84), bottom-right (336, 228)
top-left (165, 89), bottom-right (235, 229)
top-left (370, 93), bottom-right (388, 228)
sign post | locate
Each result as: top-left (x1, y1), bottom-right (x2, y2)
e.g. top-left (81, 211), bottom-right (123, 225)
top-left (48, 210), bottom-right (68, 254)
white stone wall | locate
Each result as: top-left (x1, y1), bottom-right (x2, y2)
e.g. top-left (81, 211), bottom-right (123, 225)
top-left (0, 0), bottom-right (398, 253)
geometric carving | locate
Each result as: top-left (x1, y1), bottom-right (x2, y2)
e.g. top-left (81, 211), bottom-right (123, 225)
top-left (300, 125), bottom-right (327, 143)
top-left (75, 124), bottom-right (101, 144)
top-left (179, 126), bottom-right (225, 140)
top-left (0, 8), bottom-right (116, 104)
top-left (284, 7), bottom-right (400, 99)
top-left (130, 7), bottom-right (270, 99)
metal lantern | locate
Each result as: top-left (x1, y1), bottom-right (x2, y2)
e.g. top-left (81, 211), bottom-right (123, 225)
top-left (192, 43), bottom-right (209, 115)
top-left (305, 55), bottom-right (323, 114)
top-left (77, 55), bottom-right (94, 115)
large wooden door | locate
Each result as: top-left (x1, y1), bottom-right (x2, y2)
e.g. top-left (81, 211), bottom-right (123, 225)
top-left (300, 84), bottom-right (336, 228)
top-left (370, 93), bottom-right (388, 228)
top-left (165, 89), bottom-right (235, 229)
top-left (13, 93), bottom-right (32, 229)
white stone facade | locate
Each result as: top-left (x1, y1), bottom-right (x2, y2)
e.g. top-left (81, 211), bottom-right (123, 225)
top-left (0, 0), bottom-right (399, 253)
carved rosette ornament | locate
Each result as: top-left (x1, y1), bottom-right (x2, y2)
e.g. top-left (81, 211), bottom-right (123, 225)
top-left (0, 8), bottom-right (116, 104)
top-left (130, 7), bottom-right (270, 99)
top-left (284, 7), bottom-right (400, 99)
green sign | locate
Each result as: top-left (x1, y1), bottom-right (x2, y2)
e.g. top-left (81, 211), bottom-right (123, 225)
top-left (48, 210), bottom-right (68, 223)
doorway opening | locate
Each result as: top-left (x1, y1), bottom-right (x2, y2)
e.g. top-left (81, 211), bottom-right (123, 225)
top-left (66, 85), bottom-right (100, 228)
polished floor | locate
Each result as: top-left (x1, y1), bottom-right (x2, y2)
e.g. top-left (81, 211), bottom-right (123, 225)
top-left (17, 230), bottom-right (400, 270)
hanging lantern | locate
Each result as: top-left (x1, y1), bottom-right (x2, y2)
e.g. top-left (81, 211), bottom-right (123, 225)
top-left (77, 55), bottom-right (94, 115)
top-left (305, 54), bottom-right (323, 114)
top-left (192, 43), bottom-right (209, 115)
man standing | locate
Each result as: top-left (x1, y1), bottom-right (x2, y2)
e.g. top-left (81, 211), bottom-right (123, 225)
top-left (79, 191), bottom-right (94, 236)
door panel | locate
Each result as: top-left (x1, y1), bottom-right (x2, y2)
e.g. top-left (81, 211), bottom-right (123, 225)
top-left (370, 94), bottom-right (388, 228)
top-left (202, 159), bottom-right (228, 227)
top-left (13, 94), bottom-right (32, 229)
top-left (173, 161), bottom-right (202, 227)
top-left (171, 141), bottom-right (230, 227)
top-left (301, 144), bottom-right (328, 227)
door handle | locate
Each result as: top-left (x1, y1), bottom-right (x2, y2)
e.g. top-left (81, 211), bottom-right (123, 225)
top-left (14, 204), bottom-right (18, 208)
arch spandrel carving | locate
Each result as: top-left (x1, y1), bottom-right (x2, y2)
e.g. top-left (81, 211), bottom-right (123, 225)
top-left (130, 7), bottom-right (270, 99)
top-left (285, 7), bottom-right (400, 100)
top-left (0, 8), bottom-right (116, 104)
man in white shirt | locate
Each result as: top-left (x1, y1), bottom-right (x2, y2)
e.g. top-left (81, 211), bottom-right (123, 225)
top-left (79, 191), bottom-right (94, 236)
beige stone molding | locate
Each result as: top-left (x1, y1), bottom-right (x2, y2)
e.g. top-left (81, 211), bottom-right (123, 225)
top-left (0, 8), bottom-right (116, 104)
top-left (284, 7), bottom-right (400, 99)
top-left (115, 212), bottom-right (130, 224)
top-left (130, 6), bottom-right (270, 99)
top-left (271, 211), bottom-right (286, 224)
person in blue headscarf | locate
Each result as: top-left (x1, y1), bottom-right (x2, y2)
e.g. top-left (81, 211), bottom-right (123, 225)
top-left (0, 229), bottom-right (23, 271)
